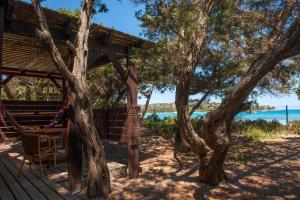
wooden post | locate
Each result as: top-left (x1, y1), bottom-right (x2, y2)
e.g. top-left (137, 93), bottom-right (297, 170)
top-left (126, 64), bottom-right (141, 178)
top-left (0, 0), bottom-right (6, 99)
top-left (286, 105), bottom-right (289, 125)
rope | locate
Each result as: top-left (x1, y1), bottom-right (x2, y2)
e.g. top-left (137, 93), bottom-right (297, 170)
top-left (0, 98), bottom-right (69, 131)
top-left (47, 98), bottom-right (69, 128)
top-left (0, 101), bottom-right (24, 131)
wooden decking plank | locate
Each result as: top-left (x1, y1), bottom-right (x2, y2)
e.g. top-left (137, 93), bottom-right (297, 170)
top-left (9, 157), bottom-right (80, 200)
top-left (2, 157), bottom-right (48, 200)
top-left (8, 157), bottom-right (65, 200)
top-left (0, 159), bottom-right (31, 200)
top-left (47, 167), bottom-right (68, 183)
top-left (30, 169), bottom-right (81, 200)
top-left (0, 172), bottom-right (15, 200)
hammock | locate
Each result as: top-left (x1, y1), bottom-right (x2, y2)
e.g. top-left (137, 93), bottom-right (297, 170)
top-left (47, 98), bottom-right (69, 128)
top-left (0, 102), bottom-right (23, 131)
top-left (0, 98), bottom-right (69, 132)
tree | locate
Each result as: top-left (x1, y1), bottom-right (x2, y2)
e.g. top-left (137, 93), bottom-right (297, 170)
top-left (88, 65), bottom-right (127, 108)
top-left (134, 0), bottom-right (300, 184)
top-left (32, 0), bottom-right (111, 198)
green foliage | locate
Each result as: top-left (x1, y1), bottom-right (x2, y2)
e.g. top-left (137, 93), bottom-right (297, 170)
top-left (143, 117), bottom-right (300, 141)
top-left (143, 116), bottom-right (204, 136)
top-left (57, 8), bottom-right (81, 18)
top-left (289, 121), bottom-right (300, 135)
top-left (2, 76), bottom-right (62, 101)
top-left (144, 117), bottom-right (177, 136)
top-left (233, 119), bottom-right (283, 133)
top-left (87, 64), bottom-right (126, 108)
top-left (141, 102), bottom-right (219, 113)
top-left (133, 0), bottom-right (300, 105)
top-left (232, 119), bottom-right (284, 141)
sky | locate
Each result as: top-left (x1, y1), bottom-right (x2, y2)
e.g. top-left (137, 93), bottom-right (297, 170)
top-left (22, 0), bottom-right (300, 108)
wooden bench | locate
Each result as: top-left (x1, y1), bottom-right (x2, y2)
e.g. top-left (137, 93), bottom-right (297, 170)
top-left (0, 100), bottom-right (66, 140)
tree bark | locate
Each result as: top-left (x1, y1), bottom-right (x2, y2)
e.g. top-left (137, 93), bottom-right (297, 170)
top-left (69, 88), bottom-right (111, 197)
top-left (197, 16), bottom-right (300, 184)
top-left (32, 0), bottom-right (111, 198)
top-left (141, 86), bottom-right (153, 120)
top-left (175, 1), bottom-right (300, 186)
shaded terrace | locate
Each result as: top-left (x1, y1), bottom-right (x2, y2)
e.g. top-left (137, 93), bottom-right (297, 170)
top-left (0, 0), bottom-right (152, 199)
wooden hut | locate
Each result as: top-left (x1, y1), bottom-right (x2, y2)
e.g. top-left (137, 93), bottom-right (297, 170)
top-left (0, 0), bottom-right (149, 198)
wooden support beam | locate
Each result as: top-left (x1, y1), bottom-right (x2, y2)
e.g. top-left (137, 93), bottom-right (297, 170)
top-left (0, 0), bottom-right (6, 96)
top-left (126, 64), bottom-right (141, 178)
top-left (0, 67), bottom-right (63, 79)
top-left (106, 51), bottom-right (127, 83)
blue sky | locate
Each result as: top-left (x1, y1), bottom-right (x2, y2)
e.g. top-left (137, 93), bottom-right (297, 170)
top-left (23, 0), bottom-right (300, 108)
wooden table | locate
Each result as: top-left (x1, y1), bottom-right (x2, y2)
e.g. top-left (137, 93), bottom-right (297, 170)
top-left (22, 127), bottom-right (66, 135)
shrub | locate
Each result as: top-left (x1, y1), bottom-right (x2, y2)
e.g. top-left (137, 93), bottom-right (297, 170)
top-left (289, 120), bottom-right (300, 135)
top-left (143, 117), bottom-right (177, 136)
top-left (232, 119), bottom-right (284, 141)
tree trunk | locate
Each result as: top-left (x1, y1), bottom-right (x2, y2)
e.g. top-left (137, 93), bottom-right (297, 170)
top-left (31, 1), bottom-right (111, 198)
top-left (186, 17), bottom-right (300, 185)
top-left (70, 88), bottom-right (111, 198)
top-left (141, 87), bottom-right (153, 120)
top-left (198, 144), bottom-right (229, 184)
top-left (189, 91), bottom-right (210, 116)
top-left (175, 75), bottom-right (212, 163)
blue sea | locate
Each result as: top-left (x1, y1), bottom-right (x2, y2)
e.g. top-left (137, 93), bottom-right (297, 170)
top-left (145, 109), bottom-right (300, 125)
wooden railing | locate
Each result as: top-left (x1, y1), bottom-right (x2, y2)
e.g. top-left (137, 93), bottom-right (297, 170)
top-left (0, 101), bottom-right (141, 143)
top-left (0, 100), bottom-right (65, 139)
top-left (93, 107), bottom-right (141, 142)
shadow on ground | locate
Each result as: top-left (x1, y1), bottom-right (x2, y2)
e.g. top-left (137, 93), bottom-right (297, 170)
top-left (2, 131), bottom-right (300, 200)
top-left (109, 132), bottom-right (300, 200)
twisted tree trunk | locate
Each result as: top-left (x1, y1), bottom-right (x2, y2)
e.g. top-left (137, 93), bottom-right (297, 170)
top-left (32, 0), bottom-right (111, 198)
top-left (69, 88), bottom-right (111, 197)
top-left (176, 10), bottom-right (300, 185)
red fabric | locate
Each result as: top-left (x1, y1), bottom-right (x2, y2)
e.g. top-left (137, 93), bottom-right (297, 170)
top-left (0, 101), bottom-right (23, 131)
top-left (47, 98), bottom-right (69, 128)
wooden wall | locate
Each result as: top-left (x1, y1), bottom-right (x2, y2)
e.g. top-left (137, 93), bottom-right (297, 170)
top-left (93, 107), bottom-right (141, 142)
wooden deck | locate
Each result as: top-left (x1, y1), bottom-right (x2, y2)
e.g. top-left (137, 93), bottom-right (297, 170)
top-left (0, 142), bottom-right (82, 200)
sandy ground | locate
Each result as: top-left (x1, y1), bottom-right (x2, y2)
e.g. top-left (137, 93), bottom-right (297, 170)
top-left (108, 131), bottom-right (300, 200)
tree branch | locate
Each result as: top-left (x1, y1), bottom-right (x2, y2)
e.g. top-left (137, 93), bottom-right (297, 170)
top-left (141, 86), bottom-right (154, 120)
top-left (189, 91), bottom-right (210, 115)
top-left (31, 0), bottom-right (77, 89)
top-left (72, 0), bottom-right (94, 81)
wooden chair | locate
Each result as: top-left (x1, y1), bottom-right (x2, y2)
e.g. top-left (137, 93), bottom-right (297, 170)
top-left (18, 134), bottom-right (56, 176)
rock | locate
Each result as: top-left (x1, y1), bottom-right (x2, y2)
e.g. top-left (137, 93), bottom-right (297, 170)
top-left (108, 162), bottom-right (127, 179)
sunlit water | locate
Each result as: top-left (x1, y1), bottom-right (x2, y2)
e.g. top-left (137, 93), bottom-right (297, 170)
top-left (145, 109), bottom-right (300, 125)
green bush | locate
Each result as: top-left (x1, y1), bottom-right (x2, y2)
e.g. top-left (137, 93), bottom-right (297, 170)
top-left (232, 119), bottom-right (282, 133)
top-left (143, 117), bottom-right (177, 135)
top-left (143, 117), bottom-right (293, 141)
top-left (289, 120), bottom-right (300, 135)
top-left (232, 119), bottom-right (284, 141)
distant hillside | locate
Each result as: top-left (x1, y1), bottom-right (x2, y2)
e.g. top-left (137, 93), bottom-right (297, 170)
top-left (141, 102), bottom-right (220, 113)
top-left (141, 102), bottom-right (275, 113)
